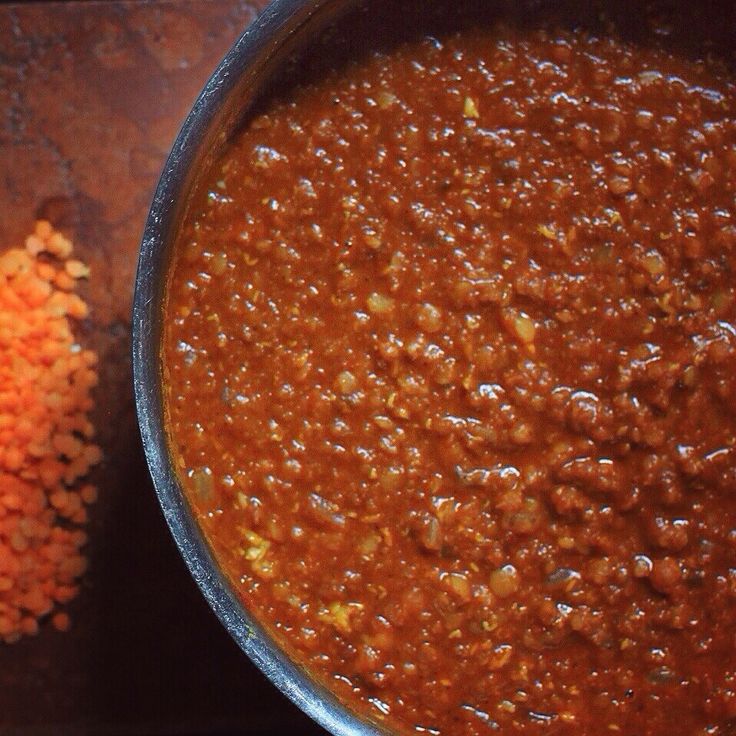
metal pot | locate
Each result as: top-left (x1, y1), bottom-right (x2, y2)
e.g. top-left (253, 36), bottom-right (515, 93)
top-left (132, 1), bottom-right (388, 734)
top-left (132, 0), bottom-right (733, 733)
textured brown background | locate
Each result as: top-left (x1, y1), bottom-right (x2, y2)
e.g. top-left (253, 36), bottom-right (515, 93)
top-left (0, 2), bottom-right (324, 734)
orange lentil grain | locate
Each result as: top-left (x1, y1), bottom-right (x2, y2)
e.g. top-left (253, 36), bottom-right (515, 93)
top-left (80, 485), bottom-right (97, 505)
top-left (51, 612), bottom-right (70, 632)
top-left (34, 220), bottom-right (53, 241)
top-left (65, 260), bottom-right (90, 279)
top-left (54, 272), bottom-right (76, 291)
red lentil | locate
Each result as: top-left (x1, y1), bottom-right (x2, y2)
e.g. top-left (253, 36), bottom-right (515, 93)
top-left (0, 221), bottom-right (100, 642)
top-left (165, 8), bottom-right (736, 736)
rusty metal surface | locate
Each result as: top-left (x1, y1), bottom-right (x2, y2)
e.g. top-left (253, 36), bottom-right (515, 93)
top-left (0, 2), bottom-right (323, 733)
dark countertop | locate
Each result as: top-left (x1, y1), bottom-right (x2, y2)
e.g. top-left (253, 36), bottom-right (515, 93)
top-left (0, 2), bottom-right (325, 734)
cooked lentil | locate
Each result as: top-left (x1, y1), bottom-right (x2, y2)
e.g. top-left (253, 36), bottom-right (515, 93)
top-left (164, 8), bottom-right (736, 735)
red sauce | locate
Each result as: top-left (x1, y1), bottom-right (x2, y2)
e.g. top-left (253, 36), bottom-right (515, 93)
top-left (164, 6), bottom-right (736, 734)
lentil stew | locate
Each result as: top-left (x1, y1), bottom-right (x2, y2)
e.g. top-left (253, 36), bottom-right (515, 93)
top-left (163, 2), bottom-right (736, 734)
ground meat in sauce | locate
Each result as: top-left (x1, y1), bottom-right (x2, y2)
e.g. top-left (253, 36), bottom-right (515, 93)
top-left (164, 5), bottom-right (736, 735)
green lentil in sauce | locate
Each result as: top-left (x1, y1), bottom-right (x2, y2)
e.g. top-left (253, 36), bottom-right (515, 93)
top-left (164, 6), bottom-right (736, 735)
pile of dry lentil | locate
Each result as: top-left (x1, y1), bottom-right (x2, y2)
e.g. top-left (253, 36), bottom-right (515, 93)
top-left (0, 221), bottom-right (99, 642)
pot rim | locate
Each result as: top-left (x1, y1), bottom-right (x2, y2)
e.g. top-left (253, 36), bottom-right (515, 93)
top-left (131, 1), bottom-right (387, 734)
